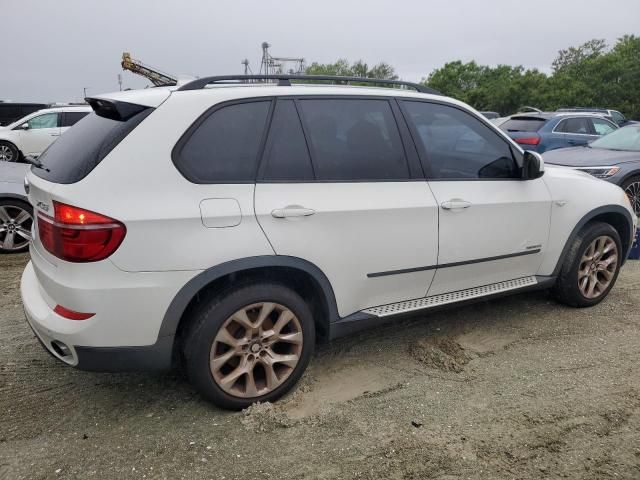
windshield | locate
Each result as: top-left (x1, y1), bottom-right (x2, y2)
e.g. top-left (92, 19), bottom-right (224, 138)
top-left (590, 125), bottom-right (640, 151)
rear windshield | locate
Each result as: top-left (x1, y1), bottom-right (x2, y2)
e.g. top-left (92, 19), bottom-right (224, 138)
top-left (33, 108), bottom-right (152, 184)
top-left (500, 117), bottom-right (547, 132)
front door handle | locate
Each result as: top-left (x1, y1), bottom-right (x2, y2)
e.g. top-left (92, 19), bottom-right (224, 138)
top-left (441, 199), bottom-right (472, 210)
top-left (271, 206), bottom-right (316, 218)
top-left (50, 133), bottom-right (60, 137)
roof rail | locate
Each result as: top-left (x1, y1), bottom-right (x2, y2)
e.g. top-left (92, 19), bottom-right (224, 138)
top-left (176, 74), bottom-right (441, 95)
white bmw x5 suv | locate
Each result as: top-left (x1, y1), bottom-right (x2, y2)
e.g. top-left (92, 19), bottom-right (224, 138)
top-left (21, 75), bottom-right (637, 410)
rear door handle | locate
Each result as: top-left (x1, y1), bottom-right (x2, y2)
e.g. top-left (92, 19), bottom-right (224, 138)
top-left (271, 206), bottom-right (316, 218)
top-left (50, 133), bottom-right (60, 137)
top-left (441, 199), bottom-right (472, 210)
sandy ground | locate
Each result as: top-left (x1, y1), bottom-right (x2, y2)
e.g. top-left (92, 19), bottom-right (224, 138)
top-left (1, 253), bottom-right (639, 479)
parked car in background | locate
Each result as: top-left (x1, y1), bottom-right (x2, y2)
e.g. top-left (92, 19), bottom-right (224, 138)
top-left (0, 106), bottom-right (91, 162)
top-left (480, 111), bottom-right (500, 120)
top-left (556, 108), bottom-right (636, 127)
top-left (0, 102), bottom-right (48, 127)
top-left (544, 124), bottom-right (640, 216)
top-left (499, 112), bottom-right (618, 153)
top-left (0, 161), bottom-right (31, 253)
top-left (20, 76), bottom-right (636, 410)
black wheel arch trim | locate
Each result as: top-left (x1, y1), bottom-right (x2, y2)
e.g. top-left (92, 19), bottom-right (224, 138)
top-left (158, 255), bottom-right (340, 339)
top-left (0, 194), bottom-right (31, 204)
top-left (551, 204), bottom-right (635, 276)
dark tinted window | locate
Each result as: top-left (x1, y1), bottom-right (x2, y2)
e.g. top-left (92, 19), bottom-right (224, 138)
top-left (611, 111), bottom-right (625, 125)
top-left (33, 109), bottom-right (152, 184)
top-left (61, 111), bottom-right (90, 127)
top-left (500, 117), bottom-right (546, 132)
top-left (403, 101), bottom-right (518, 180)
top-left (261, 100), bottom-right (313, 181)
top-left (176, 101), bottom-right (270, 183)
top-left (556, 117), bottom-right (591, 134)
top-left (298, 99), bottom-right (409, 181)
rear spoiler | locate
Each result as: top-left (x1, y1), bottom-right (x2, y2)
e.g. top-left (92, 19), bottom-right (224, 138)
top-left (85, 97), bottom-right (150, 121)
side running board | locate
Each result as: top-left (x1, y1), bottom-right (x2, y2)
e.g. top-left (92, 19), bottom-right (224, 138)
top-left (362, 276), bottom-right (538, 317)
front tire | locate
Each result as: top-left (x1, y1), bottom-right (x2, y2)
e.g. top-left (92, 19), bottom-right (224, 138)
top-left (553, 222), bottom-right (622, 307)
top-left (182, 283), bottom-right (315, 410)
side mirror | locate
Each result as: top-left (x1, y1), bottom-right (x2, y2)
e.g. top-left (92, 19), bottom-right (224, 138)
top-left (17, 123), bottom-right (29, 130)
top-left (522, 151), bottom-right (544, 180)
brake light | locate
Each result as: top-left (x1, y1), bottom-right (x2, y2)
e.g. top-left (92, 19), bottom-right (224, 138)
top-left (38, 201), bottom-right (126, 262)
top-left (54, 305), bottom-right (95, 320)
top-left (515, 136), bottom-right (541, 145)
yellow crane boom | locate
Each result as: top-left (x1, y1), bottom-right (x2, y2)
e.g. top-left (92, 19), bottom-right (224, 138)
top-left (121, 52), bottom-right (177, 87)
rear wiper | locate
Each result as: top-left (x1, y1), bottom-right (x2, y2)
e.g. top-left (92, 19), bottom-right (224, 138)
top-left (24, 155), bottom-right (50, 172)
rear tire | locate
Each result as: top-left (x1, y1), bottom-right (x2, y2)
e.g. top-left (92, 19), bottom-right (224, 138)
top-left (182, 283), bottom-right (315, 410)
top-left (553, 222), bottom-right (622, 307)
top-left (0, 142), bottom-right (19, 163)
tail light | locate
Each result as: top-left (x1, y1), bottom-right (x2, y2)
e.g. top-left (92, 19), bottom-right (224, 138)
top-left (515, 136), bottom-right (541, 146)
top-left (37, 201), bottom-right (126, 262)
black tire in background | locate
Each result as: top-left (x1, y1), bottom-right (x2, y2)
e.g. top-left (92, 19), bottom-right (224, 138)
top-left (553, 221), bottom-right (622, 308)
top-left (0, 198), bottom-right (33, 254)
top-left (621, 175), bottom-right (640, 216)
top-left (182, 283), bottom-right (315, 410)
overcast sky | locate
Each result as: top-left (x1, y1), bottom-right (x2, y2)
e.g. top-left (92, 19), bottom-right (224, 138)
top-left (3, 0), bottom-right (639, 103)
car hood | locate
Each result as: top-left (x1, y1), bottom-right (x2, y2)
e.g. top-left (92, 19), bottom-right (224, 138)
top-left (0, 162), bottom-right (30, 183)
top-left (543, 146), bottom-right (640, 167)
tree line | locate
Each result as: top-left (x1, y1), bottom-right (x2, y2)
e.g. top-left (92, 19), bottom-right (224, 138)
top-left (304, 35), bottom-right (640, 118)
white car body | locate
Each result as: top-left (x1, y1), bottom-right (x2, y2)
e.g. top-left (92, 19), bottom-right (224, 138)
top-left (20, 82), bottom-right (636, 380)
top-left (0, 106), bottom-right (92, 159)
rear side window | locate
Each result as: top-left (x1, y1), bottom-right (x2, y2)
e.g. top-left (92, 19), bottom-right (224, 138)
top-left (297, 98), bottom-right (409, 181)
top-left (174, 101), bottom-right (270, 183)
top-left (402, 101), bottom-right (518, 180)
top-left (61, 111), bottom-right (89, 127)
top-left (33, 109), bottom-right (152, 184)
top-left (261, 100), bottom-right (314, 181)
top-left (555, 117), bottom-right (591, 134)
top-left (500, 117), bottom-right (546, 132)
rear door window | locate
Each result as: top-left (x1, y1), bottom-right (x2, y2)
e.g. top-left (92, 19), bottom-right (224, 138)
top-left (555, 117), bottom-right (592, 134)
top-left (260, 100), bottom-right (314, 182)
top-left (297, 98), bottom-right (409, 181)
top-left (174, 101), bottom-right (271, 183)
top-left (402, 100), bottom-right (518, 180)
top-left (61, 111), bottom-right (90, 127)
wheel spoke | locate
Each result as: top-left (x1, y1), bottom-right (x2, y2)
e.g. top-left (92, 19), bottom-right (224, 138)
top-left (244, 369), bottom-right (259, 397)
top-left (15, 227), bottom-right (32, 241)
top-left (0, 207), bottom-right (10, 223)
top-left (256, 302), bottom-right (275, 327)
top-left (218, 358), bottom-right (249, 388)
top-left (277, 331), bottom-right (303, 345)
top-left (262, 361), bottom-right (281, 390)
top-left (231, 309), bottom-right (254, 330)
top-left (215, 327), bottom-right (241, 348)
top-left (13, 210), bottom-right (31, 224)
top-left (210, 348), bottom-right (237, 372)
top-left (2, 231), bottom-right (15, 249)
top-left (265, 352), bottom-right (299, 369)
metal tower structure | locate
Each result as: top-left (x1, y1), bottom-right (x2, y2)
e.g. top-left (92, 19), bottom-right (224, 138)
top-left (259, 42), bottom-right (305, 75)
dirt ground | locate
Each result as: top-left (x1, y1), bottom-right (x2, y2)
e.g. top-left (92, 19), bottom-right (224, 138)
top-left (1, 253), bottom-right (639, 480)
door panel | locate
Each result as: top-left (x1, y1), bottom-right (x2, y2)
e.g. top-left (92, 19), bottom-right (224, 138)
top-left (427, 179), bottom-right (551, 295)
top-left (255, 182), bottom-right (439, 317)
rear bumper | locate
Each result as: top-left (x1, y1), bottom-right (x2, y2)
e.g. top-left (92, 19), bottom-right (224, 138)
top-left (21, 259), bottom-right (180, 372)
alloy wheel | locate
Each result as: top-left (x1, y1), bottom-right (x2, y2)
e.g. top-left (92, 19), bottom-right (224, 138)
top-left (0, 205), bottom-right (33, 251)
top-left (0, 145), bottom-right (14, 162)
top-left (624, 180), bottom-right (640, 216)
top-left (210, 302), bottom-right (303, 398)
top-left (577, 235), bottom-right (618, 299)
